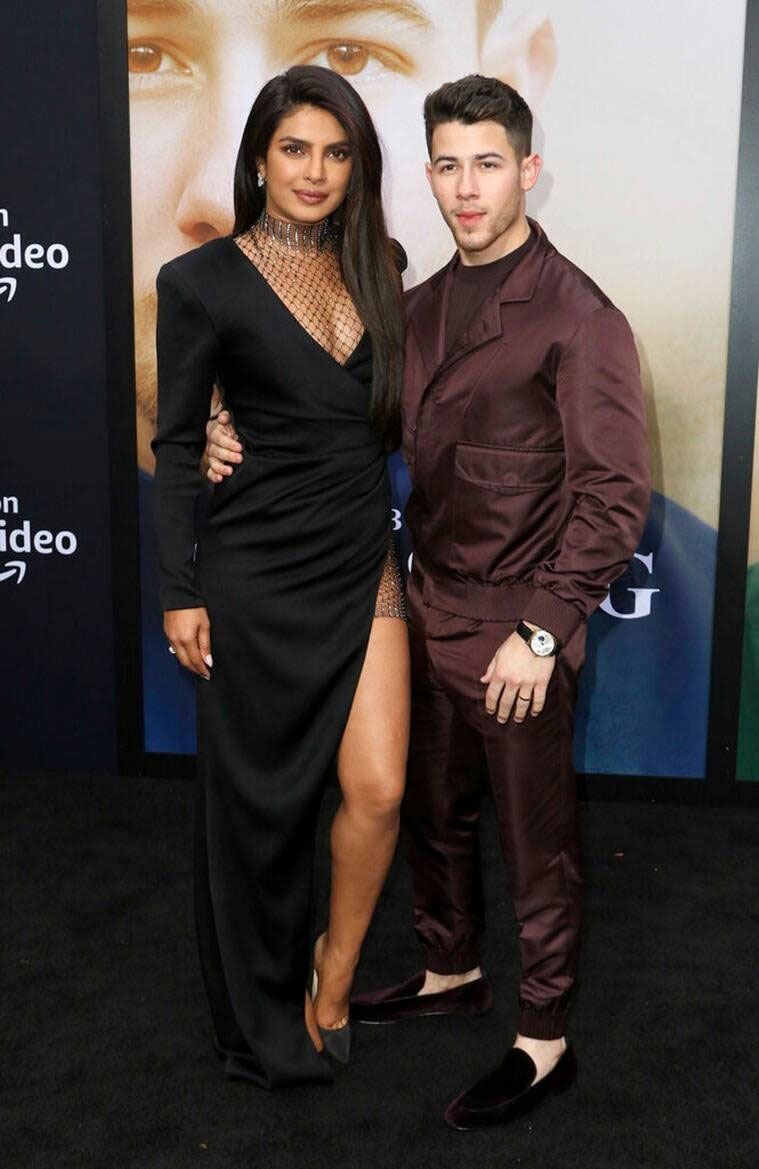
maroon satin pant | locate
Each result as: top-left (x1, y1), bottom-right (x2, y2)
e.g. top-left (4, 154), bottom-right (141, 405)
top-left (403, 571), bottom-right (585, 1040)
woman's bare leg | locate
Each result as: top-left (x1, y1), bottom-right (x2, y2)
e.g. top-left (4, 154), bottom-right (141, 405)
top-left (312, 615), bottom-right (410, 1030)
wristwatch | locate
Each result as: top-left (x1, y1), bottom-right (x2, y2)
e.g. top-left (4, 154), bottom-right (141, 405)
top-left (516, 620), bottom-right (558, 657)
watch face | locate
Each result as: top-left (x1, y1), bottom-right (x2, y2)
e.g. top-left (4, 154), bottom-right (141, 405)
top-left (530, 630), bottom-right (556, 657)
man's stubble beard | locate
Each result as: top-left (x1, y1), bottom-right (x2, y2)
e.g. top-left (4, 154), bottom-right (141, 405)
top-left (447, 188), bottom-right (522, 258)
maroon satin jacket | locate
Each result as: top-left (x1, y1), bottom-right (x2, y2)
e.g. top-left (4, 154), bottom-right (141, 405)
top-left (402, 219), bottom-right (651, 645)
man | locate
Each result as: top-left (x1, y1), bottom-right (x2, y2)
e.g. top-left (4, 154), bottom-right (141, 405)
top-left (127, 0), bottom-right (557, 752)
top-left (207, 74), bottom-right (650, 1127)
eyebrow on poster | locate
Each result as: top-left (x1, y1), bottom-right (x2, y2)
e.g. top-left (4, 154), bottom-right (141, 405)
top-left (125, 0), bottom-right (433, 28)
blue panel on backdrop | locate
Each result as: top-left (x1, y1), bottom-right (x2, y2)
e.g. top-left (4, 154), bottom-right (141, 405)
top-left (574, 492), bottom-right (715, 779)
top-left (0, 0), bottom-right (118, 771)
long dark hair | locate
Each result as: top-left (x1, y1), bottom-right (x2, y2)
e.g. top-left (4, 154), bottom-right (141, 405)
top-left (233, 66), bottom-right (404, 449)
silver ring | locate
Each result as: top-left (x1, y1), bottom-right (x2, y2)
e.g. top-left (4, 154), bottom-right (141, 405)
top-left (517, 693), bottom-right (531, 701)
top-left (168, 645), bottom-right (176, 655)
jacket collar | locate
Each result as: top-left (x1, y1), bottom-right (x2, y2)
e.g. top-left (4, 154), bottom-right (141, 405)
top-left (408, 218), bottom-right (553, 381)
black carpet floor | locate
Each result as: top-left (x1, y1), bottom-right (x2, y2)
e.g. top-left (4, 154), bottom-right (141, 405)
top-left (2, 773), bottom-right (758, 1169)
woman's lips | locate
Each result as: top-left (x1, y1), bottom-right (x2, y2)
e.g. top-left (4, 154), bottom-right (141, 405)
top-left (294, 189), bottom-right (329, 204)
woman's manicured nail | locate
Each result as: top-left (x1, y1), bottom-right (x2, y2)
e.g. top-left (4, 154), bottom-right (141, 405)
top-left (204, 654), bottom-right (213, 667)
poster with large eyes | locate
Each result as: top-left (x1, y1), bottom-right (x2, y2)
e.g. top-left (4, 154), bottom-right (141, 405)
top-left (128, 0), bottom-right (747, 779)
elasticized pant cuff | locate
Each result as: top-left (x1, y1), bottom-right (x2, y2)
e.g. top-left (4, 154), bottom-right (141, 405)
top-left (517, 1008), bottom-right (567, 1041)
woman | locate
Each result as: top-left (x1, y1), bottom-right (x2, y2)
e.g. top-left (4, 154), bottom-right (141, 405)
top-left (152, 66), bottom-right (410, 1090)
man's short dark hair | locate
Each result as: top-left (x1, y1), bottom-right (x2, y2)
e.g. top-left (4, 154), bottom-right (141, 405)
top-left (423, 75), bottom-right (532, 161)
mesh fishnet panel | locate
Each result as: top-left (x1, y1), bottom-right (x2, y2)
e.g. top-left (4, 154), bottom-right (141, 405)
top-left (235, 215), bottom-right (364, 366)
top-left (374, 543), bottom-right (407, 620)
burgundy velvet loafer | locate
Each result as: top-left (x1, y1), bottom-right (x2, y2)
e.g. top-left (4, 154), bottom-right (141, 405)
top-left (349, 970), bottom-right (493, 1024)
top-left (444, 1043), bottom-right (577, 1130)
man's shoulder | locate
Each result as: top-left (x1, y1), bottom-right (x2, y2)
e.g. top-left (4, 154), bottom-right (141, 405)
top-left (537, 229), bottom-right (622, 320)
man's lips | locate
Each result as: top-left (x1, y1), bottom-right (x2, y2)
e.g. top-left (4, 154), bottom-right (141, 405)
top-left (294, 189), bottom-right (329, 204)
top-left (455, 210), bottom-right (486, 226)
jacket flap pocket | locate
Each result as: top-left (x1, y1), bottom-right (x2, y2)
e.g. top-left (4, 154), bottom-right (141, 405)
top-left (454, 442), bottom-right (564, 493)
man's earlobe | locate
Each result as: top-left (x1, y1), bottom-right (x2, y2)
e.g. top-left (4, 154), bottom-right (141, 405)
top-left (521, 153), bottom-right (542, 193)
top-left (480, 10), bottom-right (556, 111)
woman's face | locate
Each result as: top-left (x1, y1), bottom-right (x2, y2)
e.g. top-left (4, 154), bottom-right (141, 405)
top-left (259, 103), bottom-right (353, 224)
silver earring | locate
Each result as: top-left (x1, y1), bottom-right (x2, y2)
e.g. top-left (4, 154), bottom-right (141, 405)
top-left (257, 172), bottom-right (265, 188)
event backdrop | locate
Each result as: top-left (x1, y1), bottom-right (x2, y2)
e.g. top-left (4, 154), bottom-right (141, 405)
top-left (128, 0), bottom-right (747, 779)
top-left (3, 1), bottom-right (757, 790)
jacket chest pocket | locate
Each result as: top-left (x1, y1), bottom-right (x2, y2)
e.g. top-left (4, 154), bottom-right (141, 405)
top-left (450, 442), bottom-right (566, 578)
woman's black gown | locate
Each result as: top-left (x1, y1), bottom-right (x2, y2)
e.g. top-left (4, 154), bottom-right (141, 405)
top-left (152, 230), bottom-right (390, 1089)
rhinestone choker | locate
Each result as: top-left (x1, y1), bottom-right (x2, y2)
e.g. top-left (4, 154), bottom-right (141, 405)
top-left (255, 210), bottom-right (332, 252)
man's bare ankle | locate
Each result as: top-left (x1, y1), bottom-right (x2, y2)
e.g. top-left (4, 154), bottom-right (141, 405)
top-left (513, 1033), bottom-right (567, 1081)
top-left (419, 967), bottom-right (482, 995)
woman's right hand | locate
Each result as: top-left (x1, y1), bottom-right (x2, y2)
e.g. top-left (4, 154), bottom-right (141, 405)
top-left (204, 409), bottom-right (244, 483)
top-left (164, 608), bottom-right (213, 680)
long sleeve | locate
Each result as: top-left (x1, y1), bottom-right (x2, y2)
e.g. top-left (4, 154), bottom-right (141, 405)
top-left (151, 263), bottom-right (218, 611)
top-left (521, 305), bottom-right (651, 644)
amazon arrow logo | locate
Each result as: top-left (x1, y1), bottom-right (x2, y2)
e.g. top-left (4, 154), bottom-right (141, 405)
top-left (0, 560), bottom-right (26, 583)
top-left (0, 277), bottom-right (17, 302)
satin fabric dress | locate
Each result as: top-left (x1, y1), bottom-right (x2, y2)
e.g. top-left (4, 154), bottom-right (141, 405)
top-left (152, 233), bottom-right (390, 1088)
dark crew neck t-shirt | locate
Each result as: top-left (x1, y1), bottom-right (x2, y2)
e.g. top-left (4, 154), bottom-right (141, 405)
top-left (445, 228), bottom-right (535, 354)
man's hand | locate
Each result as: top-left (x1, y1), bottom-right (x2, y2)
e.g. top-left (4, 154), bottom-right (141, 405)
top-left (481, 631), bottom-right (555, 724)
top-left (203, 409), bottom-right (243, 483)
top-left (164, 608), bottom-right (213, 680)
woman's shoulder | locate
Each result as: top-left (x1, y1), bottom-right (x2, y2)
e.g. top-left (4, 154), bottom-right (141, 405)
top-left (158, 237), bottom-right (238, 296)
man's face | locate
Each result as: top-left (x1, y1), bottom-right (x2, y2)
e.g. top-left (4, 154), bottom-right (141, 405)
top-left (425, 119), bottom-right (539, 263)
top-left (128, 0), bottom-right (556, 469)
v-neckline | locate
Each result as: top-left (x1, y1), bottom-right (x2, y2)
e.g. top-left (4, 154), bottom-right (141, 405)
top-left (227, 235), bottom-right (367, 371)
